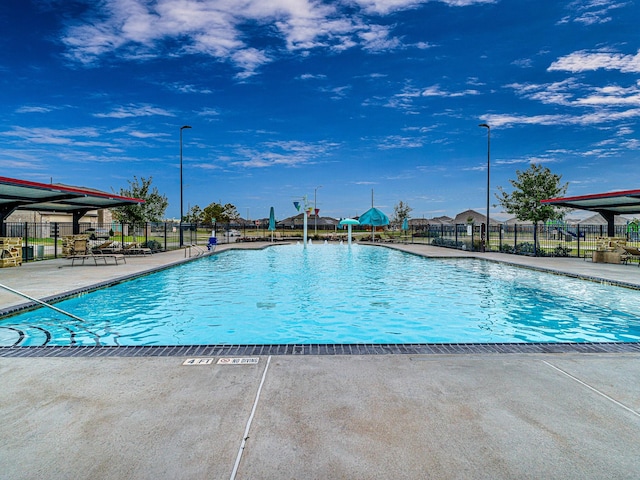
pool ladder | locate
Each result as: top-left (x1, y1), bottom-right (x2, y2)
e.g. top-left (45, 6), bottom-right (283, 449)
top-left (185, 244), bottom-right (208, 258)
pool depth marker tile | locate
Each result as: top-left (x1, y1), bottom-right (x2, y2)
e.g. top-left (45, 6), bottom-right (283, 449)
top-left (182, 358), bottom-right (214, 365)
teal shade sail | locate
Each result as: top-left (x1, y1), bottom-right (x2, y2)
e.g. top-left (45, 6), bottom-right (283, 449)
top-left (358, 207), bottom-right (389, 226)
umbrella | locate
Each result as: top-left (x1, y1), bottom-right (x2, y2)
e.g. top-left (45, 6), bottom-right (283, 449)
top-left (339, 218), bottom-right (360, 246)
top-left (268, 207), bottom-right (276, 242)
top-left (402, 217), bottom-right (409, 242)
top-left (358, 207), bottom-right (389, 241)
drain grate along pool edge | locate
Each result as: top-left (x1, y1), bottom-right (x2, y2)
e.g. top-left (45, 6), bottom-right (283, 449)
top-left (1, 342), bottom-right (640, 358)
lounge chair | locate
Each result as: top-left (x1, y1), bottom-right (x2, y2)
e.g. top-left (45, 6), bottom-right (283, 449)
top-left (121, 242), bottom-right (152, 255)
top-left (621, 246), bottom-right (640, 266)
top-left (68, 251), bottom-right (126, 266)
top-left (91, 240), bottom-right (114, 253)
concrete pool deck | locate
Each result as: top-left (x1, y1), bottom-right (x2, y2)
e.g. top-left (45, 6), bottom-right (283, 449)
top-left (2, 243), bottom-right (640, 479)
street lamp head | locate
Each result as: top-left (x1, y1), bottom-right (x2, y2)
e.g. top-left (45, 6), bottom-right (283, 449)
top-left (478, 123), bottom-right (490, 129)
top-left (181, 125), bottom-right (192, 130)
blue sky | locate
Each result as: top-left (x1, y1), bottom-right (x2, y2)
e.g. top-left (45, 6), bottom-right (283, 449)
top-left (1, 0), bottom-right (639, 221)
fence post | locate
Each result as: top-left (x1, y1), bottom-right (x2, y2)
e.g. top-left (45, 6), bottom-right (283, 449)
top-left (577, 224), bottom-right (581, 258)
top-left (164, 222), bottom-right (168, 251)
top-left (472, 224), bottom-right (475, 251)
top-left (53, 221), bottom-right (59, 258)
top-left (514, 224), bottom-right (518, 252)
top-left (23, 222), bottom-right (28, 262)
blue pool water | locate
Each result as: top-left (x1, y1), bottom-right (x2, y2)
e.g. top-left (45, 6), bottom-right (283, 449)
top-left (2, 244), bottom-right (640, 346)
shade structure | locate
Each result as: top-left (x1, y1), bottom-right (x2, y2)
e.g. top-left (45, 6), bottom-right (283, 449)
top-left (268, 207), bottom-right (276, 242)
top-left (358, 207), bottom-right (389, 241)
top-left (339, 218), bottom-right (360, 226)
top-left (339, 218), bottom-right (360, 246)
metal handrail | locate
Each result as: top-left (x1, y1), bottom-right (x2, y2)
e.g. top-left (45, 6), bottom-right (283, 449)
top-left (0, 283), bottom-right (85, 322)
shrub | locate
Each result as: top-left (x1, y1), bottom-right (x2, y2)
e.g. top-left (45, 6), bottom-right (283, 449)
top-left (552, 245), bottom-right (570, 257)
top-left (515, 242), bottom-right (536, 255)
top-left (142, 240), bottom-right (162, 251)
top-left (499, 244), bottom-right (515, 254)
top-left (431, 238), bottom-right (464, 249)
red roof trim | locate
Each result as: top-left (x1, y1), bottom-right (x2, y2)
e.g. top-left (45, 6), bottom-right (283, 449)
top-left (0, 176), bottom-right (144, 203)
top-left (541, 189), bottom-right (640, 204)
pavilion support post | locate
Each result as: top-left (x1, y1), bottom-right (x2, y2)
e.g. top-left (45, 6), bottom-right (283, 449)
top-left (72, 209), bottom-right (91, 235)
top-left (600, 211), bottom-right (616, 237)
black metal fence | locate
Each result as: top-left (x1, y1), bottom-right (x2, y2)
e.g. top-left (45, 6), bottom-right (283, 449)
top-left (2, 220), bottom-right (638, 262)
top-left (1, 221), bottom-right (211, 262)
top-left (409, 222), bottom-right (638, 257)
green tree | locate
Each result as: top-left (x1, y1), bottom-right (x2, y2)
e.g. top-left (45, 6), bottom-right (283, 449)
top-left (184, 205), bottom-right (203, 223)
top-left (111, 176), bottom-right (168, 224)
top-left (496, 163), bottom-right (568, 254)
top-left (392, 200), bottom-right (412, 224)
top-left (202, 202), bottom-right (239, 224)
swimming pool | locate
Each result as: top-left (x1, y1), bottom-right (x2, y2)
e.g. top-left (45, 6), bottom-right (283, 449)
top-left (2, 244), bottom-right (640, 346)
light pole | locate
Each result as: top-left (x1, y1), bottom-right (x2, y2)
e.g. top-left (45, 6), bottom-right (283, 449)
top-left (479, 123), bottom-right (490, 252)
top-left (314, 185), bottom-right (322, 235)
top-left (179, 125), bottom-right (192, 248)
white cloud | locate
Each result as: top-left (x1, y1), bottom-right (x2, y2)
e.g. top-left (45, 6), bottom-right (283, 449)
top-left (353, 0), bottom-right (494, 15)
top-left (197, 107), bottom-right (221, 117)
top-left (575, 84), bottom-right (640, 106)
top-left (559, 0), bottom-right (628, 25)
top-left (128, 130), bottom-right (168, 138)
top-left (16, 106), bottom-right (55, 114)
top-left (481, 108), bottom-right (640, 128)
top-left (421, 85), bottom-right (480, 97)
top-left (548, 49), bottom-right (640, 73)
top-left (230, 139), bottom-right (339, 168)
top-left (384, 83), bottom-right (480, 112)
top-left (59, 0), bottom-right (487, 78)
top-left (93, 104), bottom-right (175, 118)
top-left (165, 83), bottom-right (213, 94)
top-left (1, 126), bottom-right (101, 145)
top-left (298, 73), bottom-right (327, 80)
top-left (358, 24), bottom-right (401, 52)
top-left (512, 58), bottom-right (533, 68)
top-left (378, 135), bottom-right (424, 149)
top-left (505, 78), bottom-right (640, 118)
top-left (505, 79), bottom-right (582, 106)
top-left (320, 85), bottom-right (352, 100)
top-left (232, 48), bottom-right (271, 79)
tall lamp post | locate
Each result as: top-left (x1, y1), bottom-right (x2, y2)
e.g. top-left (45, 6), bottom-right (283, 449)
top-left (179, 125), bottom-right (192, 248)
top-left (478, 123), bottom-right (490, 252)
top-left (314, 185), bottom-right (322, 235)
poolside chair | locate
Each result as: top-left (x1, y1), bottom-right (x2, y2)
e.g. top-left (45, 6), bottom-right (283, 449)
top-left (91, 240), bottom-right (113, 253)
top-left (621, 246), bottom-right (640, 266)
top-left (122, 242), bottom-right (153, 255)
